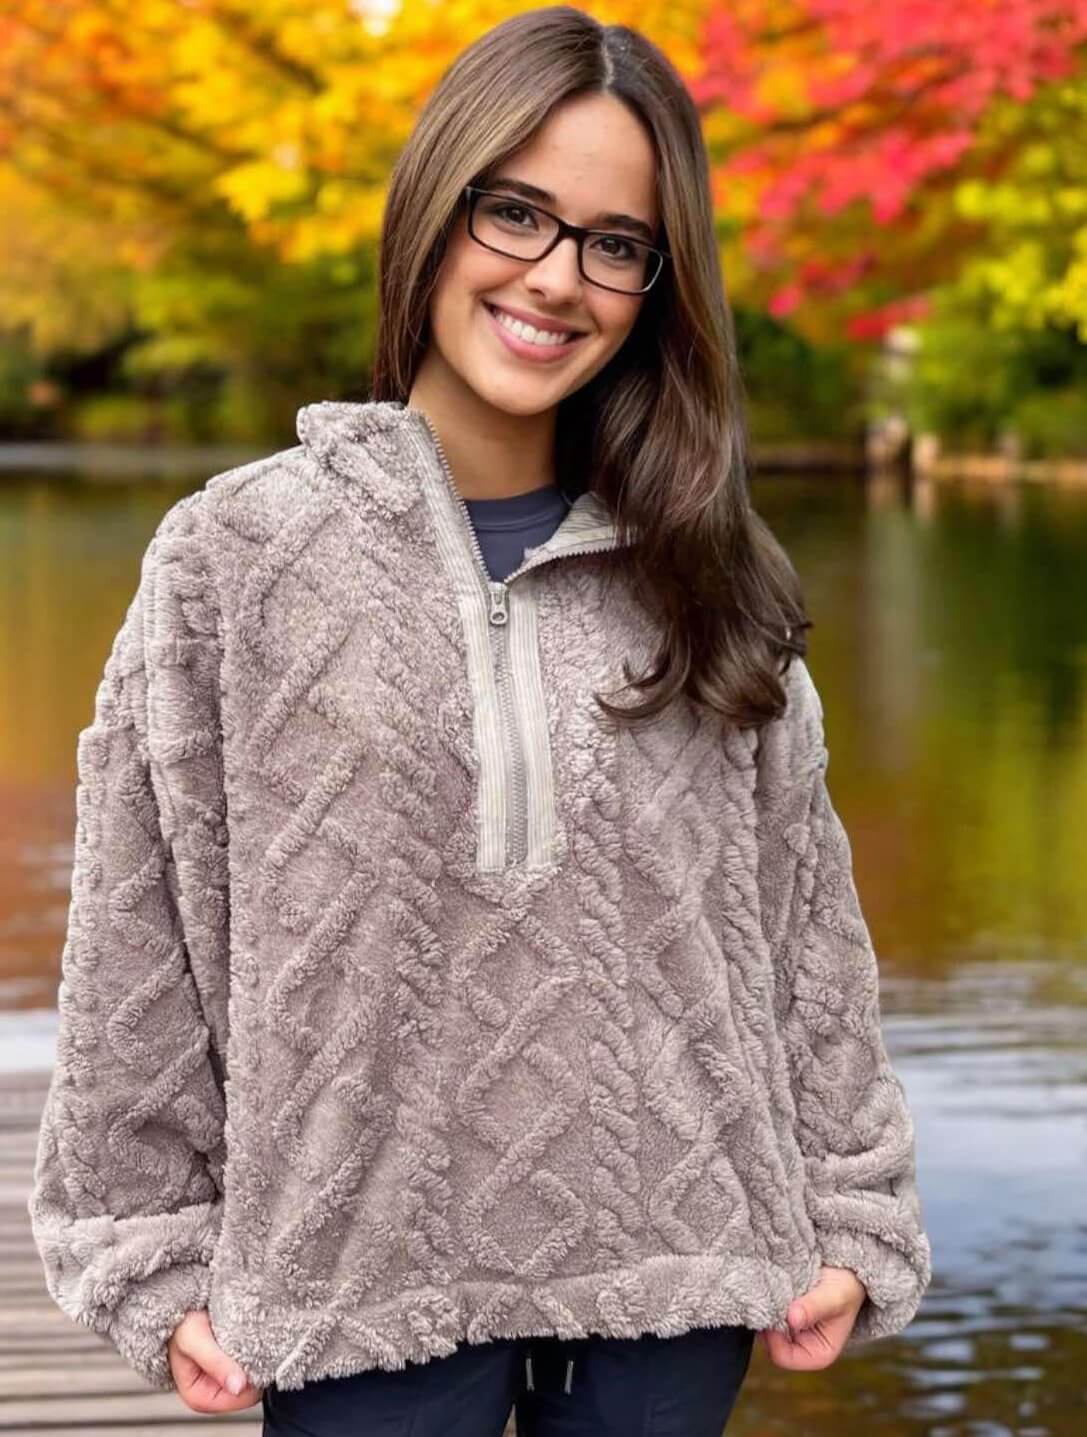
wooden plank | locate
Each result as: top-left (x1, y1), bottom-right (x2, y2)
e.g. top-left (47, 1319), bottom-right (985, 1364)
top-left (0, 1311), bottom-right (99, 1334)
top-left (0, 1365), bottom-right (183, 1396)
top-left (0, 1286), bottom-right (58, 1307)
top-left (0, 1352), bottom-right (120, 1375)
top-left (0, 1070), bottom-right (50, 1093)
top-left (0, 1187), bottom-right (37, 1203)
top-left (0, 1256), bottom-right (50, 1275)
top-left (0, 1130), bottom-right (44, 1149)
top-left (0, 1427), bottom-right (254, 1436)
top-left (0, 1393), bottom-right (261, 1426)
top-left (0, 1344), bottom-right (119, 1364)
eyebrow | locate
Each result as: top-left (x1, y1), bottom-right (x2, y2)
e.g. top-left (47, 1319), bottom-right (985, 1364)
top-left (485, 174), bottom-right (658, 244)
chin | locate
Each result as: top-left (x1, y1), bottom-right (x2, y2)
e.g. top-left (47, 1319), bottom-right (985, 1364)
top-left (467, 371), bottom-right (571, 417)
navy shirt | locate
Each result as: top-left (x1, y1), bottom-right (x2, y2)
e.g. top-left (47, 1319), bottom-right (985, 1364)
top-left (463, 483), bottom-right (571, 583)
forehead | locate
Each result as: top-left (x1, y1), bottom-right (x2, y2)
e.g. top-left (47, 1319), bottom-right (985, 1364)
top-left (494, 93), bottom-right (659, 227)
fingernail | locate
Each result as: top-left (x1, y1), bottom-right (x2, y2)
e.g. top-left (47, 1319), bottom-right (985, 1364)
top-left (226, 1372), bottom-right (245, 1394)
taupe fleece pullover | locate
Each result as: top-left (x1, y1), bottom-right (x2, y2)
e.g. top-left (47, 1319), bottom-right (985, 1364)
top-left (28, 399), bottom-right (932, 1392)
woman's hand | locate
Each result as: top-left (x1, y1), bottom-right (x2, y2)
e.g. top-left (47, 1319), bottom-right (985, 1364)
top-left (167, 1309), bottom-right (263, 1413)
top-left (757, 1266), bottom-right (868, 1371)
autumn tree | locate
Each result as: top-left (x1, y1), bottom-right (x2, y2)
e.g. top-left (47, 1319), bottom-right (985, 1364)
top-left (0, 0), bottom-right (699, 433)
top-left (692, 0), bottom-right (1087, 340)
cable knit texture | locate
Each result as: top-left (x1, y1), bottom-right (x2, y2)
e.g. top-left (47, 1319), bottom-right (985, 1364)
top-left (28, 400), bottom-right (932, 1392)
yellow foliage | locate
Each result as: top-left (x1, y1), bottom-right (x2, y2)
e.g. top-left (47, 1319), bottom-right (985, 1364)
top-left (0, 169), bottom-right (147, 352)
top-left (19, 0), bottom-right (1083, 359)
top-left (0, 0), bottom-right (713, 295)
top-left (215, 158), bottom-right (310, 222)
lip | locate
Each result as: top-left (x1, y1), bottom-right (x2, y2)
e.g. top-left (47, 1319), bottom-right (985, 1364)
top-left (483, 302), bottom-right (589, 363)
top-left (488, 300), bottom-right (588, 334)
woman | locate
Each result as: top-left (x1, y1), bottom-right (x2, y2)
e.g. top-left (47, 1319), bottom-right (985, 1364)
top-left (28, 7), bottom-right (933, 1436)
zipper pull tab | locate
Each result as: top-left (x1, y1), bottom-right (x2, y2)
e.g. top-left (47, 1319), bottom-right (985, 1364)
top-left (489, 584), bottom-right (509, 626)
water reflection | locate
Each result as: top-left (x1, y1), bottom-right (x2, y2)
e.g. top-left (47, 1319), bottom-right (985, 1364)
top-left (2, 458), bottom-right (1086, 1434)
top-left (1, 475), bottom-right (195, 1000)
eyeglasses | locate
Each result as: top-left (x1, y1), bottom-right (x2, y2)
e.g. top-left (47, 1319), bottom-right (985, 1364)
top-left (462, 185), bottom-right (671, 295)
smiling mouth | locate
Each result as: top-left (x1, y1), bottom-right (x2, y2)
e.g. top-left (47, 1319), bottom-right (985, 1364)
top-left (484, 302), bottom-right (588, 344)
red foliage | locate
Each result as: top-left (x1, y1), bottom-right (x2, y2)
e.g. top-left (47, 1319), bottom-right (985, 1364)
top-left (692, 0), bottom-right (1087, 331)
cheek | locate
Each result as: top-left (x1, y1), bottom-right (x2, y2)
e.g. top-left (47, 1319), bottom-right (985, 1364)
top-left (430, 226), bottom-right (486, 311)
top-left (588, 297), bottom-right (644, 357)
top-left (431, 244), bottom-right (518, 342)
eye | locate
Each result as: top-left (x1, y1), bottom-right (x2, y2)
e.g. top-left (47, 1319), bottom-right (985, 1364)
top-left (590, 234), bottom-right (639, 262)
top-left (492, 202), bottom-right (538, 229)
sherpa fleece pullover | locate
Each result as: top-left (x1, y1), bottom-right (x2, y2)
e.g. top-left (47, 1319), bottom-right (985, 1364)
top-left (27, 399), bottom-right (933, 1394)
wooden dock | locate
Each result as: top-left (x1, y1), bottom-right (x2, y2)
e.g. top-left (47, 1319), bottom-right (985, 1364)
top-left (1, 1068), bottom-right (517, 1434)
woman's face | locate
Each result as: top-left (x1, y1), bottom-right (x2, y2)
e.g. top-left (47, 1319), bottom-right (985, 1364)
top-left (424, 91), bottom-right (660, 419)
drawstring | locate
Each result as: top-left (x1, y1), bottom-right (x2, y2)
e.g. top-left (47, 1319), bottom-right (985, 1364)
top-left (523, 1349), bottom-right (575, 1395)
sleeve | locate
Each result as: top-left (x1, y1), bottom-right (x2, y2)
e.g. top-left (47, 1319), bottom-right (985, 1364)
top-left (26, 493), bottom-right (231, 1391)
top-left (757, 658), bottom-right (933, 1349)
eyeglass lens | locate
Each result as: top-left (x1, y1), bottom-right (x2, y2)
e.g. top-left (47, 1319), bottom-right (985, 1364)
top-left (471, 194), bottom-right (659, 292)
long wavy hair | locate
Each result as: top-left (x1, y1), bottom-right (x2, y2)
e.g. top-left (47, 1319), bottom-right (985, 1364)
top-left (371, 5), bottom-right (810, 730)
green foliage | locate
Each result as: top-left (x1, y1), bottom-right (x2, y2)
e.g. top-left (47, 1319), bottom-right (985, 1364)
top-left (889, 292), bottom-right (1087, 452)
top-left (1010, 387), bottom-right (1087, 458)
top-left (733, 308), bottom-right (867, 442)
top-left (66, 393), bottom-right (175, 443)
top-left (0, 336), bottom-right (46, 428)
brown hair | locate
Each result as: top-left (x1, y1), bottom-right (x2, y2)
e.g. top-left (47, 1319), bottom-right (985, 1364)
top-left (371, 5), bottom-right (810, 730)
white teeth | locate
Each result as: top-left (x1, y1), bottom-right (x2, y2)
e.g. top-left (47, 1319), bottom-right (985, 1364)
top-left (489, 305), bottom-right (576, 347)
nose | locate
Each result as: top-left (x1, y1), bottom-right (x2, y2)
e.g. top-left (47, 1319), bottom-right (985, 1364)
top-left (522, 233), bottom-right (584, 302)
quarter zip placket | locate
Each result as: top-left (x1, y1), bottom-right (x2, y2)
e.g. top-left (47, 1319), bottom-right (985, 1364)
top-left (413, 412), bottom-right (618, 870)
top-left (486, 582), bottom-right (529, 869)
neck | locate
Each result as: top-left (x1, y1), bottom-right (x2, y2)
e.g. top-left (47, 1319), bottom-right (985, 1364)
top-left (407, 360), bottom-right (558, 500)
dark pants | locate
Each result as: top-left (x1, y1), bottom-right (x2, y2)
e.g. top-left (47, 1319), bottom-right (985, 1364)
top-left (262, 1323), bottom-right (755, 1437)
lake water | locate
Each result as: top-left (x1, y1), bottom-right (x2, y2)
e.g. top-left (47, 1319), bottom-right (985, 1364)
top-left (2, 457), bottom-right (1085, 1434)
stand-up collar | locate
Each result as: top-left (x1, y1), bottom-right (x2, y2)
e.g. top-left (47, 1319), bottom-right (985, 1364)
top-left (295, 399), bottom-right (631, 546)
top-left (296, 400), bottom-right (428, 516)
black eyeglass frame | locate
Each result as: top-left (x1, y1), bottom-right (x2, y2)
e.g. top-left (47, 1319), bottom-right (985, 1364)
top-left (462, 184), bottom-right (672, 296)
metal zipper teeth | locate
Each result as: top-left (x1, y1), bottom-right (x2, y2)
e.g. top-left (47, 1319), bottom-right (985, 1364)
top-left (500, 534), bottom-right (619, 865)
top-left (418, 414), bottom-right (495, 607)
top-left (416, 412), bottom-right (618, 868)
top-left (495, 595), bottom-right (527, 865)
top-left (417, 415), bottom-right (528, 865)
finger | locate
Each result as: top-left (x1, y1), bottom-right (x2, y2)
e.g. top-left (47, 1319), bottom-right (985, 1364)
top-left (175, 1355), bottom-right (263, 1416)
top-left (763, 1324), bottom-right (839, 1373)
top-left (172, 1316), bottom-right (256, 1410)
top-left (792, 1267), bottom-right (860, 1332)
top-left (789, 1289), bottom-right (835, 1333)
top-left (181, 1321), bottom-right (250, 1394)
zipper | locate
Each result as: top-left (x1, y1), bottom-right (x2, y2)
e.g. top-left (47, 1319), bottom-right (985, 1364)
top-left (486, 584), bottom-right (529, 866)
top-left (415, 411), bottom-right (618, 869)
